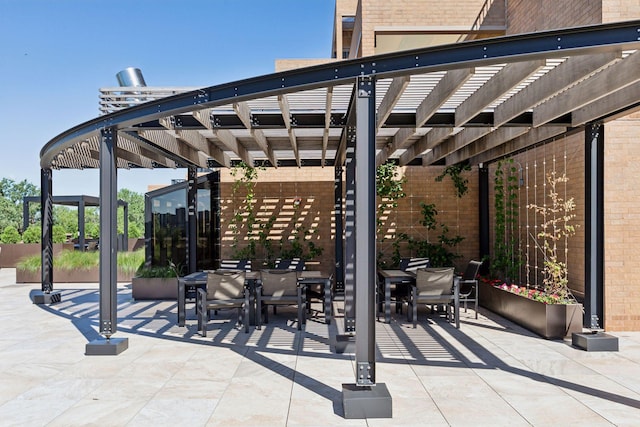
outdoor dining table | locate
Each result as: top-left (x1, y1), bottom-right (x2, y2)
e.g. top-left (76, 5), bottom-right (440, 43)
top-left (377, 269), bottom-right (415, 323)
top-left (297, 270), bottom-right (333, 324)
top-left (177, 270), bottom-right (332, 327)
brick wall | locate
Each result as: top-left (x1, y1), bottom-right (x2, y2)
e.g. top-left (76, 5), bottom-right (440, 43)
top-left (487, 134), bottom-right (586, 299)
top-left (359, 0), bottom-right (493, 56)
top-left (219, 165), bottom-right (480, 273)
top-left (507, 0), bottom-right (601, 34)
top-left (603, 118), bottom-right (640, 330)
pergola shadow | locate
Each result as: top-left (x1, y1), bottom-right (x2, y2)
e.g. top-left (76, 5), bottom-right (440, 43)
top-left (33, 285), bottom-right (640, 417)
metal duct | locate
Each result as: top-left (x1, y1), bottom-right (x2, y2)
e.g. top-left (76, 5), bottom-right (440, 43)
top-left (116, 67), bottom-right (147, 87)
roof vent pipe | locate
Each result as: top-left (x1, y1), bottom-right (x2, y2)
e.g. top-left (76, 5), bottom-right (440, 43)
top-left (116, 67), bottom-right (147, 87)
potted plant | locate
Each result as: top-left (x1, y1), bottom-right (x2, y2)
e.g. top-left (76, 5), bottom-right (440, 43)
top-left (480, 171), bottom-right (583, 339)
top-left (131, 261), bottom-right (181, 300)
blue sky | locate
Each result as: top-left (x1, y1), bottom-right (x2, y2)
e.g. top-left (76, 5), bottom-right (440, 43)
top-left (0, 0), bottom-right (335, 195)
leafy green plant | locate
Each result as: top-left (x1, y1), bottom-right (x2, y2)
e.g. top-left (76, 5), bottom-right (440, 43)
top-left (406, 202), bottom-right (463, 267)
top-left (22, 224), bottom-right (41, 243)
top-left (0, 225), bottom-right (20, 243)
top-left (229, 161), bottom-right (264, 260)
top-left (492, 159), bottom-right (521, 282)
top-left (527, 171), bottom-right (578, 301)
top-left (435, 163), bottom-right (471, 198)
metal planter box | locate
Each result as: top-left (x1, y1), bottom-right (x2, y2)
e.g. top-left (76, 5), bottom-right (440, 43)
top-left (479, 281), bottom-right (583, 339)
top-left (131, 277), bottom-right (178, 300)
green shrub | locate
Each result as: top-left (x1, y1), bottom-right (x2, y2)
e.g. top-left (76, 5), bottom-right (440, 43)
top-left (22, 224), bottom-right (41, 243)
top-left (0, 226), bottom-right (21, 244)
top-left (52, 225), bottom-right (67, 243)
top-left (118, 250), bottom-right (145, 274)
top-left (17, 249), bottom-right (146, 274)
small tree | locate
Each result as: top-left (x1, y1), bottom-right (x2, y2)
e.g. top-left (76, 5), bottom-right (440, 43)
top-left (527, 171), bottom-right (578, 301)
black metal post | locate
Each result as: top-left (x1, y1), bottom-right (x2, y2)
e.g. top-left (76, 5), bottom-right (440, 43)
top-left (22, 200), bottom-right (30, 234)
top-left (334, 166), bottom-right (345, 294)
top-left (478, 165), bottom-right (490, 274)
top-left (342, 76), bottom-right (392, 419)
top-left (584, 122), bottom-right (605, 329)
top-left (187, 166), bottom-right (198, 274)
top-left (40, 168), bottom-right (53, 293)
top-left (344, 124), bottom-right (356, 333)
top-left (78, 199), bottom-right (85, 252)
top-left (123, 202), bottom-right (129, 249)
top-left (354, 75), bottom-right (376, 386)
top-left (86, 127), bottom-right (128, 355)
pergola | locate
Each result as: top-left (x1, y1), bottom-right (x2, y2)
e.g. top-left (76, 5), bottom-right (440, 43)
top-left (23, 195), bottom-right (128, 254)
top-left (38, 21), bottom-right (640, 417)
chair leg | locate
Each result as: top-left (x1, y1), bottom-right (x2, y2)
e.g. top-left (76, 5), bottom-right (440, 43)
top-left (412, 291), bottom-right (418, 329)
top-left (256, 298), bottom-right (262, 330)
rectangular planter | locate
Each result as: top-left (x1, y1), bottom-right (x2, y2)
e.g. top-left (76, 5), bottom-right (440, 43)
top-left (16, 268), bottom-right (133, 283)
top-left (479, 281), bottom-right (583, 339)
top-left (131, 277), bottom-right (178, 300)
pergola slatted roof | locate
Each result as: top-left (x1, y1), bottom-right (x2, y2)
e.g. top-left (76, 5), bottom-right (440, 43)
top-left (42, 21), bottom-right (640, 172)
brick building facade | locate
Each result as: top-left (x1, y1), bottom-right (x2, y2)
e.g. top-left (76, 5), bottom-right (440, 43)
top-left (221, 0), bottom-right (640, 330)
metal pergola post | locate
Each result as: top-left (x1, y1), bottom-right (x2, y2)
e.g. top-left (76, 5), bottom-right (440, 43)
top-left (86, 127), bottom-right (128, 355)
top-left (187, 166), bottom-right (198, 274)
top-left (32, 168), bottom-right (61, 305)
top-left (479, 165), bottom-right (490, 273)
top-left (342, 76), bottom-right (392, 419)
top-left (573, 122), bottom-right (618, 351)
top-left (334, 165), bottom-right (345, 294)
top-left (344, 127), bottom-right (356, 334)
top-left (78, 198), bottom-right (86, 252)
top-left (585, 122), bottom-right (605, 329)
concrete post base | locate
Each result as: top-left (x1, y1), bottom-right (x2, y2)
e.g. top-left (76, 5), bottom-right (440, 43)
top-left (85, 337), bottom-right (129, 355)
top-left (572, 332), bottom-right (619, 352)
top-left (342, 383), bottom-right (392, 419)
top-left (32, 290), bottom-right (61, 305)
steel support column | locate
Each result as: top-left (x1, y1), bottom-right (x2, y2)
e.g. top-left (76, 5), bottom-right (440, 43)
top-left (33, 168), bottom-right (60, 305)
top-left (342, 76), bottom-right (392, 419)
top-left (86, 127), bottom-right (128, 355)
top-left (78, 199), bottom-right (85, 252)
top-left (478, 165), bottom-right (490, 274)
top-left (334, 166), bottom-right (345, 294)
top-left (584, 122), bottom-right (605, 330)
top-left (344, 126), bottom-right (356, 333)
top-left (573, 122), bottom-right (618, 351)
top-left (187, 166), bottom-right (198, 274)
top-left (122, 202), bottom-right (129, 249)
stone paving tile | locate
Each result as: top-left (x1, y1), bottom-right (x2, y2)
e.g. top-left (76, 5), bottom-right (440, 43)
top-left (1, 269), bottom-right (640, 426)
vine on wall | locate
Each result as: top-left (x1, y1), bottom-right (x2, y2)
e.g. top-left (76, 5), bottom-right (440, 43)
top-left (492, 158), bottom-right (521, 282)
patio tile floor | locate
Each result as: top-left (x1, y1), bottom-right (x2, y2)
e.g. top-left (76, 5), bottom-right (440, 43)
top-left (1, 267), bottom-right (640, 426)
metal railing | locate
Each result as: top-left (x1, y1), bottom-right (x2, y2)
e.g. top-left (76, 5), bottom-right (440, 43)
top-left (99, 86), bottom-right (198, 115)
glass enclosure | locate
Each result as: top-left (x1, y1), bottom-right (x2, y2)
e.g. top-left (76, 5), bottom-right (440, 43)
top-left (145, 172), bottom-right (220, 272)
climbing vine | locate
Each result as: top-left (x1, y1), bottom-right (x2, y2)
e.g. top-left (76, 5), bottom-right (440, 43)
top-left (492, 158), bottom-right (521, 281)
top-left (435, 163), bottom-right (472, 198)
top-left (376, 163), bottom-right (407, 266)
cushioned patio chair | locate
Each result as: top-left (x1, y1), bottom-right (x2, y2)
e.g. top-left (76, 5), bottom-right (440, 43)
top-left (257, 269), bottom-right (305, 330)
top-left (274, 258), bottom-right (305, 271)
top-left (406, 267), bottom-right (459, 329)
top-left (459, 260), bottom-right (482, 319)
top-left (197, 270), bottom-right (250, 336)
top-left (219, 259), bottom-right (252, 272)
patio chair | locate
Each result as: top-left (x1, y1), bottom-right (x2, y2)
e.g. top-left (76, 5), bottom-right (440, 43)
top-left (274, 258), bottom-right (305, 271)
top-left (197, 270), bottom-right (250, 336)
top-left (257, 269), bottom-right (305, 330)
top-left (399, 257), bottom-right (430, 272)
top-left (378, 257), bottom-right (431, 316)
top-left (406, 267), bottom-right (459, 329)
top-left (459, 260), bottom-right (482, 319)
top-left (219, 259), bottom-right (252, 272)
